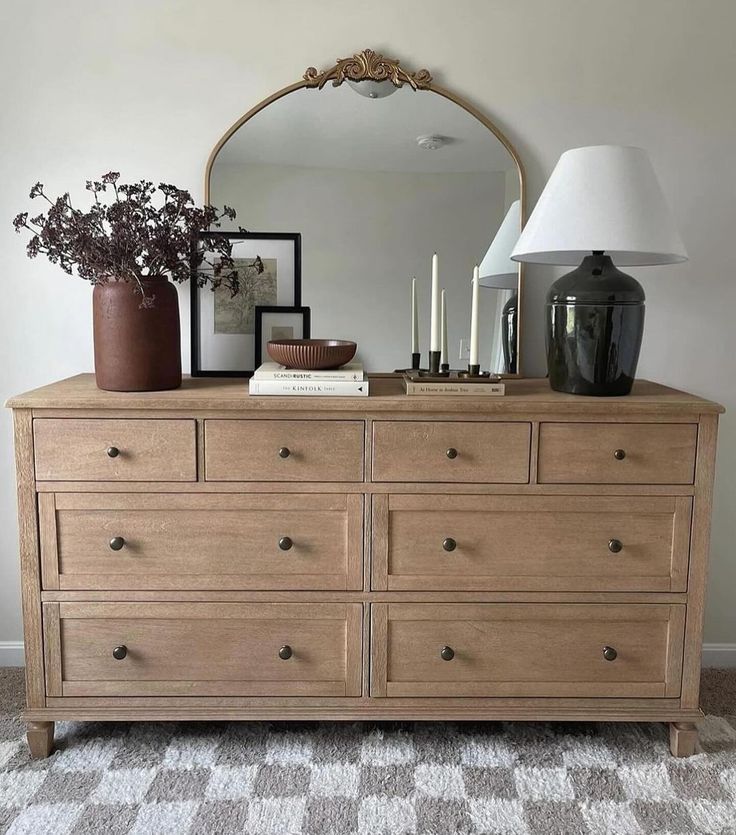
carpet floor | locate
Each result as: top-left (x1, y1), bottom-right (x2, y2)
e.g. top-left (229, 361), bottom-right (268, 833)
top-left (1, 668), bottom-right (735, 835)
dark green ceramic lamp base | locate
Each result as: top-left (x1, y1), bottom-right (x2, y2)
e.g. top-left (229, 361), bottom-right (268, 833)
top-left (546, 252), bottom-right (645, 396)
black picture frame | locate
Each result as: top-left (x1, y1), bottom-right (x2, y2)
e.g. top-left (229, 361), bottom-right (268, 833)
top-left (255, 306), bottom-right (312, 368)
top-left (190, 231), bottom-right (302, 377)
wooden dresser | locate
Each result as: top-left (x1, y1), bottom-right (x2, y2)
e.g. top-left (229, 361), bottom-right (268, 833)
top-left (7, 374), bottom-right (722, 758)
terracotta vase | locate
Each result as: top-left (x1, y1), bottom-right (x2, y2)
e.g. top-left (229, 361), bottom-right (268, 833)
top-left (92, 278), bottom-right (182, 392)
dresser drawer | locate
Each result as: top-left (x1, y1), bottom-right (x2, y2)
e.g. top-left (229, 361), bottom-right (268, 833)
top-left (40, 493), bottom-right (363, 591)
top-left (371, 603), bottom-right (685, 698)
top-left (34, 419), bottom-right (196, 482)
top-left (372, 495), bottom-right (692, 592)
top-left (538, 422), bottom-right (697, 484)
top-left (205, 419), bottom-right (364, 481)
top-left (372, 421), bottom-right (530, 483)
top-left (43, 602), bottom-right (362, 697)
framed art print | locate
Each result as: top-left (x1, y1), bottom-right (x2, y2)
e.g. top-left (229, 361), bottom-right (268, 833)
top-left (191, 231), bottom-right (301, 376)
top-left (255, 306), bottom-right (311, 368)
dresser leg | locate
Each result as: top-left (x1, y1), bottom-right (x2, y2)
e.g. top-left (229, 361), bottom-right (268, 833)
top-left (669, 722), bottom-right (698, 757)
top-left (26, 721), bottom-right (54, 759)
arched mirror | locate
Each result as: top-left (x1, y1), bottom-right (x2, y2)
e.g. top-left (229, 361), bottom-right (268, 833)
top-left (200, 49), bottom-right (524, 376)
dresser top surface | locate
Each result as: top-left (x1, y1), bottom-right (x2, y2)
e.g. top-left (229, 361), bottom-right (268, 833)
top-left (5, 374), bottom-right (724, 415)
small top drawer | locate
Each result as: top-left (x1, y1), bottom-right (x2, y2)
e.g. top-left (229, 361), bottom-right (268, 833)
top-left (372, 421), bottom-right (530, 483)
top-left (538, 422), bottom-right (697, 484)
top-left (205, 419), bottom-right (364, 482)
top-left (34, 419), bottom-right (196, 482)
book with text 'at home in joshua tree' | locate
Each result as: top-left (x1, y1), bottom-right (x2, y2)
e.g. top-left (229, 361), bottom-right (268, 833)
top-left (252, 362), bottom-right (364, 381)
top-left (248, 378), bottom-right (369, 396)
top-left (403, 377), bottom-right (505, 396)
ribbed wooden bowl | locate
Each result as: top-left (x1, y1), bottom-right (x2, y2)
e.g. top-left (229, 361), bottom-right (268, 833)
top-left (266, 339), bottom-right (357, 370)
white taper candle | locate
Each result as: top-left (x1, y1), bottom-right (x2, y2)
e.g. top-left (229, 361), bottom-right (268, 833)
top-left (411, 277), bottom-right (419, 354)
top-left (430, 253), bottom-right (440, 352)
top-left (469, 265), bottom-right (480, 367)
top-left (440, 288), bottom-right (448, 366)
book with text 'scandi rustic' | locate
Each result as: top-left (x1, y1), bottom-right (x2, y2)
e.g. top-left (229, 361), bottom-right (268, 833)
top-left (248, 378), bottom-right (369, 397)
top-left (252, 362), bottom-right (364, 382)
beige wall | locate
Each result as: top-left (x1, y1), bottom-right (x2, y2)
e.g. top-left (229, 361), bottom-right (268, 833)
top-left (1, 0), bottom-right (734, 652)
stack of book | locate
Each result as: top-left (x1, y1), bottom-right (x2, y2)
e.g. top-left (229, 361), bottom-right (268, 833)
top-left (249, 362), bottom-right (369, 396)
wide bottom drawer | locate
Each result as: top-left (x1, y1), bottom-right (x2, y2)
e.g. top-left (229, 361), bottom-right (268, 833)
top-left (43, 602), bottom-right (362, 698)
top-left (371, 603), bottom-right (685, 699)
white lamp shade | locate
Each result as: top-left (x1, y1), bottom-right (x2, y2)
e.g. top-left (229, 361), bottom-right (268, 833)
top-left (478, 200), bottom-right (521, 290)
top-left (510, 145), bottom-right (688, 266)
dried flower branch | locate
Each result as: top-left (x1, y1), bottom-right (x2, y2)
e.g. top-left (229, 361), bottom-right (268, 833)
top-left (13, 173), bottom-right (263, 305)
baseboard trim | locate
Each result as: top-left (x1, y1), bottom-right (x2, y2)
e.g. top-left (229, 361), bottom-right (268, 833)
top-left (0, 641), bottom-right (25, 667)
top-left (702, 643), bottom-right (736, 668)
top-left (2, 641), bottom-right (735, 669)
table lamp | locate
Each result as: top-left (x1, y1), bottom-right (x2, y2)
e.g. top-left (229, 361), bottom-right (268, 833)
top-left (510, 145), bottom-right (688, 395)
top-left (479, 200), bottom-right (521, 373)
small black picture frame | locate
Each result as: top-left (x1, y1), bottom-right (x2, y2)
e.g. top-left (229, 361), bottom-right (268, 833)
top-left (190, 231), bottom-right (302, 377)
top-left (255, 306), bottom-right (312, 368)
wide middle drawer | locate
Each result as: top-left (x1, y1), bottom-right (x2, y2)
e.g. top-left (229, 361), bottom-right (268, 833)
top-left (371, 494), bottom-right (692, 592)
top-left (40, 493), bottom-right (363, 591)
top-left (44, 602), bottom-right (363, 698)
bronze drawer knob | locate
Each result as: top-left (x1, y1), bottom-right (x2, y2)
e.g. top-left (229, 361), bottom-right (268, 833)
top-left (613, 448), bottom-right (626, 460)
top-left (603, 645), bottom-right (618, 661)
top-left (109, 536), bottom-right (126, 551)
top-left (112, 645), bottom-right (128, 660)
top-left (279, 645), bottom-right (293, 660)
top-left (440, 645), bottom-right (455, 661)
top-left (608, 538), bottom-right (623, 553)
top-left (442, 538), bottom-right (457, 552)
top-left (106, 446), bottom-right (120, 458)
top-left (446, 447), bottom-right (458, 459)
top-left (278, 536), bottom-right (293, 551)
top-left (278, 447), bottom-right (291, 459)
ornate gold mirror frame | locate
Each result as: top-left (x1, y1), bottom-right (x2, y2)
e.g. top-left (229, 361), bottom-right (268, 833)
top-left (204, 48), bottom-right (526, 375)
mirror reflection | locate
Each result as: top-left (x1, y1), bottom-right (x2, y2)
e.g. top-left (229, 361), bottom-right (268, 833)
top-left (209, 81), bottom-right (521, 373)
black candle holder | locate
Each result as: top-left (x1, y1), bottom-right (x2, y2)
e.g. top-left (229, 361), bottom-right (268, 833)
top-left (416, 368), bottom-right (451, 378)
top-left (405, 369), bottom-right (498, 383)
top-left (394, 351), bottom-right (426, 375)
top-left (428, 350), bottom-right (441, 375)
top-left (440, 362), bottom-right (450, 373)
top-left (456, 366), bottom-right (493, 379)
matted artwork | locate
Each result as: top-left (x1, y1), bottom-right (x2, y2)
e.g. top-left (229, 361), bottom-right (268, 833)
top-left (214, 258), bottom-right (277, 334)
top-left (191, 232), bottom-right (301, 376)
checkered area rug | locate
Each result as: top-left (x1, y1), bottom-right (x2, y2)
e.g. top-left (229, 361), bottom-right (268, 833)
top-left (2, 715), bottom-right (736, 834)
